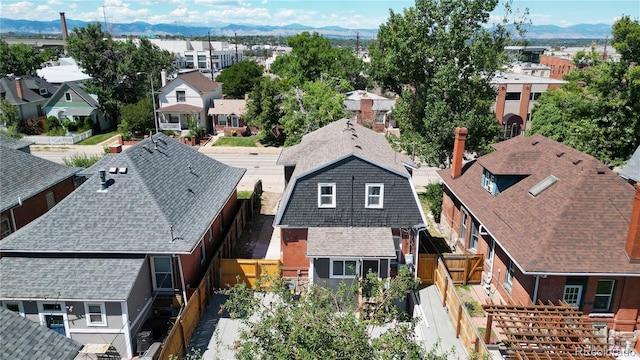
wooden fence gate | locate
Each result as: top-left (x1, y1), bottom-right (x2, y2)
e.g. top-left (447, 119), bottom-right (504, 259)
top-left (442, 253), bottom-right (484, 285)
top-left (417, 254), bottom-right (437, 285)
top-left (219, 259), bottom-right (281, 288)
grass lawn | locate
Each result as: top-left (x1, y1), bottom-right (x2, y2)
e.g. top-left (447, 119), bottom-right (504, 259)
top-left (212, 133), bottom-right (264, 147)
top-left (77, 131), bottom-right (120, 145)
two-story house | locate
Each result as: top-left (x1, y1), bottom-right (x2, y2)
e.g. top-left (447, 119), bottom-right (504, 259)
top-left (156, 70), bottom-right (222, 134)
top-left (343, 90), bottom-right (397, 133)
top-left (0, 75), bottom-right (58, 126)
top-left (0, 134), bottom-right (80, 239)
top-left (438, 128), bottom-right (640, 345)
top-left (43, 81), bottom-right (109, 131)
top-left (0, 134), bottom-right (245, 358)
top-left (275, 119), bottom-right (427, 288)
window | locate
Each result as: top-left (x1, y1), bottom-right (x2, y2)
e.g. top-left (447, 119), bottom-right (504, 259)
top-left (563, 285), bottom-right (583, 307)
top-left (65, 92), bottom-right (72, 102)
top-left (198, 55), bottom-right (207, 68)
top-left (46, 191), bottom-right (56, 210)
top-left (185, 55), bottom-right (194, 67)
top-left (84, 303), bottom-right (107, 326)
top-left (365, 184), bottom-right (384, 209)
top-left (393, 236), bottom-right (402, 264)
top-left (505, 261), bottom-right (514, 290)
top-left (482, 169), bottom-right (495, 193)
top-left (39, 88), bottom-right (47, 95)
top-left (529, 92), bottom-right (542, 101)
top-left (318, 183), bottom-right (336, 208)
top-left (505, 92), bottom-right (521, 101)
top-left (42, 303), bottom-right (62, 311)
top-left (218, 115), bottom-right (227, 126)
top-left (1, 216), bottom-right (12, 239)
top-left (176, 91), bottom-right (186, 102)
top-left (151, 256), bottom-right (173, 291)
top-left (593, 280), bottom-right (615, 312)
top-left (230, 115), bottom-right (239, 127)
top-left (331, 259), bottom-right (358, 278)
top-left (2, 301), bottom-right (24, 316)
top-left (460, 209), bottom-right (468, 241)
top-left (469, 222), bottom-right (479, 250)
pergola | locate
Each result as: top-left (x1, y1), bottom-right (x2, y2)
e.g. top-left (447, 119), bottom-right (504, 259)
top-left (483, 301), bottom-right (617, 360)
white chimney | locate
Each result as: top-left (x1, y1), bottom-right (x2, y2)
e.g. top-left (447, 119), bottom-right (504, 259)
top-left (161, 69), bottom-right (167, 87)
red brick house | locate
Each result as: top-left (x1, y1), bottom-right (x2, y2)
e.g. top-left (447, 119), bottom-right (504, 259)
top-left (208, 99), bottom-right (248, 135)
top-left (0, 135), bottom-right (80, 239)
top-left (344, 90), bottom-right (397, 133)
top-left (438, 128), bottom-right (640, 343)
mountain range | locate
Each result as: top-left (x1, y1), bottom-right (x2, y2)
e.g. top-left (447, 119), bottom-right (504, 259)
top-left (0, 18), bottom-right (613, 39)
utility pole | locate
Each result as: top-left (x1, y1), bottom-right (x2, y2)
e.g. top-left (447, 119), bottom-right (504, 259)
top-left (234, 32), bottom-right (238, 65)
top-left (356, 32), bottom-right (359, 57)
top-left (102, 6), bottom-right (108, 35)
top-left (208, 31), bottom-right (214, 81)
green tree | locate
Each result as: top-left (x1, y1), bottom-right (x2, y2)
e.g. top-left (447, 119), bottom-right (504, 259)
top-left (271, 32), bottom-right (367, 89)
top-left (612, 15), bottom-right (640, 63)
top-left (215, 61), bottom-right (264, 99)
top-left (222, 267), bottom-right (450, 359)
top-left (528, 16), bottom-right (640, 166)
top-left (119, 97), bottom-right (155, 136)
top-left (369, 0), bottom-right (526, 167)
top-left (245, 77), bottom-right (289, 145)
top-left (0, 40), bottom-right (55, 77)
top-left (280, 79), bottom-right (347, 146)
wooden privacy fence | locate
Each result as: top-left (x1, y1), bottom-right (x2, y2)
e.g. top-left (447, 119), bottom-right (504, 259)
top-left (157, 181), bottom-right (262, 360)
top-left (417, 254), bottom-right (437, 285)
top-left (442, 253), bottom-right (483, 285)
top-left (219, 259), bottom-right (281, 289)
top-left (434, 257), bottom-right (489, 358)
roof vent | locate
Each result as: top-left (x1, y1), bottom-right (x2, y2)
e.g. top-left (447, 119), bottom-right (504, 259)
top-left (118, 167), bottom-right (128, 174)
top-left (529, 175), bottom-right (558, 197)
top-left (572, 159), bottom-right (582, 165)
top-left (596, 166), bottom-right (606, 174)
top-left (531, 140), bottom-right (539, 146)
top-left (555, 151), bottom-right (565, 157)
top-left (108, 167), bottom-right (118, 174)
top-left (355, 144), bottom-right (362, 149)
top-left (97, 169), bottom-right (108, 192)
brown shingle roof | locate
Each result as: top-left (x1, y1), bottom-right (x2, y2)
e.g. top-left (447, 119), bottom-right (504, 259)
top-left (175, 71), bottom-right (221, 93)
top-left (157, 103), bottom-right (202, 112)
top-left (208, 99), bottom-right (246, 115)
top-left (438, 134), bottom-right (639, 275)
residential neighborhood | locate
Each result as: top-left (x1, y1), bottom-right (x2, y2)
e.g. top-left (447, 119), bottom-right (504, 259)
top-left (1, 2), bottom-right (639, 360)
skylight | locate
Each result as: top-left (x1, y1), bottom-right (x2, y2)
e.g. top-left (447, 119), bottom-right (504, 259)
top-left (528, 175), bottom-right (558, 197)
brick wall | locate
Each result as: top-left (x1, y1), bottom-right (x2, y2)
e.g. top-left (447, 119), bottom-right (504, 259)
top-left (11, 178), bottom-right (76, 230)
top-left (281, 228), bottom-right (309, 277)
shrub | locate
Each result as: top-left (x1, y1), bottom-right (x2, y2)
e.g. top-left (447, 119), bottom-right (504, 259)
top-left (63, 153), bottom-right (103, 168)
top-left (46, 116), bottom-right (61, 133)
top-left (422, 183), bottom-right (443, 223)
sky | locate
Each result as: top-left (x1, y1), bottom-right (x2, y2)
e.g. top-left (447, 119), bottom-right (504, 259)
top-left (0, 0), bottom-right (638, 30)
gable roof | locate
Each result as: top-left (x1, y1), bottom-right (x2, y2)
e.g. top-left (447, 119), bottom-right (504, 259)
top-left (0, 133), bottom-right (33, 151)
top-left (0, 257), bottom-right (145, 301)
top-left (0, 75), bottom-right (58, 105)
top-left (159, 70), bottom-right (221, 94)
top-left (0, 145), bottom-right (79, 212)
top-left (43, 81), bottom-right (99, 110)
top-left (208, 99), bottom-right (246, 115)
top-left (620, 146), bottom-right (640, 183)
top-left (277, 118), bottom-right (414, 177)
top-left (0, 134), bottom-right (245, 254)
top-left (438, 134), bottom-right (638, 275)
top-left (0, 307), bottom-right (82, 360)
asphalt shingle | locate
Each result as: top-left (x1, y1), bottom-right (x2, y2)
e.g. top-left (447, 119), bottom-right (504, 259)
top-left (307, 227), bottom-right (396, 258)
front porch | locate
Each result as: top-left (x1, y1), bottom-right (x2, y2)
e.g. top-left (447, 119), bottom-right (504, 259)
top-left (157, 104), bottom-right (204, 132)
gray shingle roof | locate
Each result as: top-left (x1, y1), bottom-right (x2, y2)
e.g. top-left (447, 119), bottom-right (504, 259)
top-left (277, 118), bottom-right (414, 178)
top-left (0, 134), bottom-right (245, 254)
top-left (0, 307), bottom-right (82, 360)
top-left (620, 146), bottom-right (640, 183)
top-left (43, 81), bottom-right (99, 110)
top-left (0, 257), bottom-right (145, 300)
top-left (0, 133), bottom-right (33, 151)
top-left (0, 145), bottom-right (79, 212)
top-left (0, 75), bottom-right (57, 105)
top-left (307, 227), bottom-right (396, 258)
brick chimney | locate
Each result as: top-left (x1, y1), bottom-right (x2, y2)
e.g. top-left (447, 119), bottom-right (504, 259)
top-left (15, 77), bottom-right (23, 100)
top-left (59, 12), bottom-right (69, 41)
top-left (451, 127), bottom-right (468, 179)
top-left (360, 98), bottom-right (373, 124)
top-left (625, 183), bottom-right (640, 261)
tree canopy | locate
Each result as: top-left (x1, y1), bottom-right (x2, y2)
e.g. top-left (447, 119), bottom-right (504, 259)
top-left (215, 61), bottom-right (264, 99)
top-left (528, 16), bottom-right (639, 166)
top-left (222, 267), bottom-right (451, 360)
top-left (0, 40), bottom-right (58, 77)
top-left (369, 0), bottom-right (525, 167)
top-left (245, 77), bottom-right (288, 145)
top-left (66, 23), bottom-right (175, 122)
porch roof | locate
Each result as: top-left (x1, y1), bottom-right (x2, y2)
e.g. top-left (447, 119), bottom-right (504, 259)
top-left (0, 257), bottom-right (145, 301)
top-left (157, 103), bottom-right (202, 113)
top-left (306, 227), bottom-right (396, 258)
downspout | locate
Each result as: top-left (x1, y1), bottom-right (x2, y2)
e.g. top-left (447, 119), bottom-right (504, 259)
top-left (413, 225), bottom-right (428, 278)
top-left (9, 208), bottom-right (17, 233)
top-left (174, 255), bottom-right (188, 307)
top-left (533, 275), bottom-right (540, 304)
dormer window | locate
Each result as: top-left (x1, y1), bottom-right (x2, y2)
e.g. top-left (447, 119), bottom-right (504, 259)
top-left (39, 88), bottom-right (47, 95)
top-left (482, 169), bottom-right (496, 195)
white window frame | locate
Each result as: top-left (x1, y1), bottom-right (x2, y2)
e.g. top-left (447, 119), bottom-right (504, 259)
top-left (460, 209), bottom-right (468, 241)
top-left (1, 215), bottom-right (12, 239)
top-left (392, 236), bottom-right (402, 264)
top-left (504, 261), bottom-right (514, 290)
top-left (593, 279), bottom-right (615, 312)
top-left (318, 183), bottom-right (336, 208)
top-left (37, 301), bottom-right (69, 336)
top-left (2, 301), bottom-right (24, 317)
top-left (330, 259), bottom-right (358, 279)
top-left (218, 115), bottom-right (228, 127)
top-left (563, 285), bottom-right (583, 307)
top-left (84, 302), bottom-right (107, 327)
top-left (468, 222), bottom-right (479, 251)
top-left (46, 191), bottom-right (56, 210)
top-left (200, 237), bottom-right (207, 265)
top-left (230, 115), bottom-right (239, 127)
top-left (365, 183), bottom-right (384, 209)
top-left (176, 90), bottom-right (186, 102)
top-left (65, 92), bottom-right (72, 102)
top-left (39, 88), bottom-right (47, 95)
top-left (151, 256), bottom-right (174, 291)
